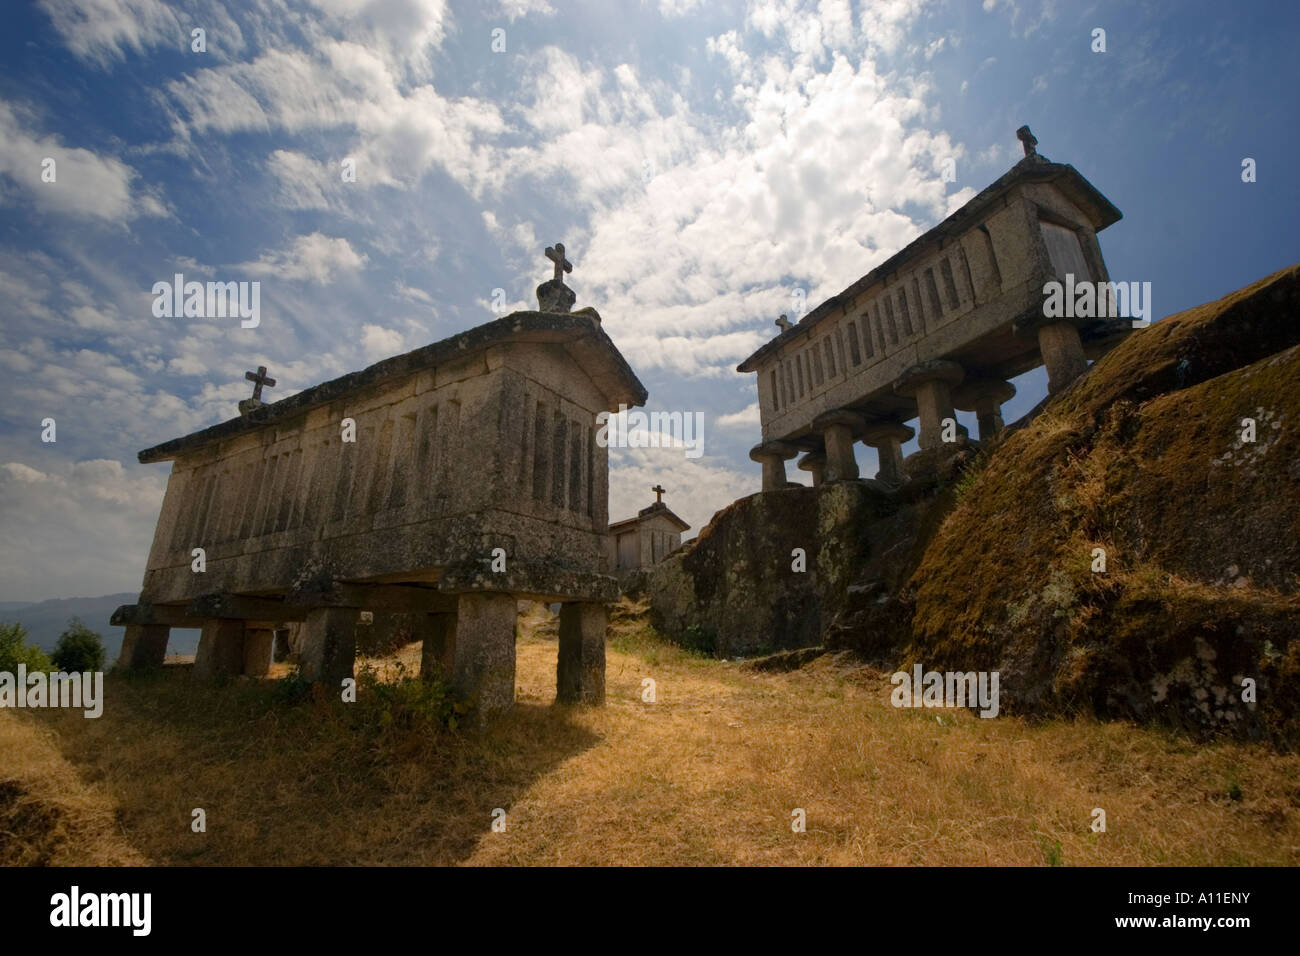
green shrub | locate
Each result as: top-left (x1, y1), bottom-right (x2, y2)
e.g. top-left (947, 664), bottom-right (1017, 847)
top-left (353, 661), bottom-right (470, 731)
top-left (50, 618), bottom-right (106, 672)
top-left (0, 621), bottom-right (51, 673)
top-left (681, 623), bottom-right (718, 656)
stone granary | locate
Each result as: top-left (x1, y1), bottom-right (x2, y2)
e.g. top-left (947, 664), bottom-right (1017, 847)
top-left (607, 485), bottom-right (690, 571)
top-left (113, 245), bottom-right (648, 721)
top-left (738, 129), bottom-right (1130, 490)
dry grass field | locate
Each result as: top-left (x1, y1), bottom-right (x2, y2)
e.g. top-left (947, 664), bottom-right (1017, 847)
top-left (3, 599), bottom-right (1298, 866)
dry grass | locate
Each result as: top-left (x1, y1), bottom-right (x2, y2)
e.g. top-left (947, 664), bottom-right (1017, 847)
top-left (0, 709), bottom-right (147, 865)
top-left (5, 601), bottom-right (1299, 866)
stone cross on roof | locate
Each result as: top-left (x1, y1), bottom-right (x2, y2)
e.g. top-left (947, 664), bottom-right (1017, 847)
top-left (244, 365), bottom-right (276, 402)
top-left (775, 314), bottom-right (792, 331)
top-left (1016, 125), bottom-right (1039, 157)
top-left (651, 484), bottom-right (665, 504)
top-left (545, 242), bottom-right (573, 282)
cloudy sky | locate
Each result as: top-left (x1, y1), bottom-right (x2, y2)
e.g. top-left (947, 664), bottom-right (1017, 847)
top-left (1, 0), bottom-right (1297, 602)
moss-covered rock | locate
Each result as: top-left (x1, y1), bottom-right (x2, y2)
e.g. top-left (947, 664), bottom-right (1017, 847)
top-left (908, 263), bottom-right (1300, 741)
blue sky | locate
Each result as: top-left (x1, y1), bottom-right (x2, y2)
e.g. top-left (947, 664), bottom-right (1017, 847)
top-left (0, 0), bottom-right (1297, 601)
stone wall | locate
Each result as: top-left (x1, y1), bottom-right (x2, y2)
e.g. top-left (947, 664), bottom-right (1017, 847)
top-left (139, 333), bottom-right (614, 606)
top-left (646, 482), bottom-right (944, 657)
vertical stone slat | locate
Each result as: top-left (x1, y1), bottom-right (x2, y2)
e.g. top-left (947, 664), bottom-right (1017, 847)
top-left (257, 455), bottom-right (283, 537)
top-left (275, 448), bottom-right (302, 532)
top-left (366, 419), bottom-right (394, 515)
top-left (551, 414), bottom-right (568, 509)
top-left (569, 419), bottom-right (583, 513)
top-left (532, 402), bottom-right (549, 501)
top-left (387, 413), bottom-right (416, 511)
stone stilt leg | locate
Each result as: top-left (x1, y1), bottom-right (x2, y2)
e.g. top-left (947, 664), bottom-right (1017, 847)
top-left (823, 425), bottom-right (858, 481)
top-left (762, 456), bottom-right (786, 489)
top-left (1037, 321), bottom-right (1088, 394)
top-left (272, 627), bottom-right (292, 663)
top-left (449, 593), bottom-right (517, 721)
top-left (557, 602), bottom-right (606, 705)
top-left (419, 612), bottom-right (457, 682)
top-left (194, 619), bottom-right (245, 680)
top-left (974, 402), bottom-right (1003, 439)
top-left (749, 440), bottom-right (799, 491)
top-left (243, 628), bottom-right (274, 677)
top-left (117, 624), bottom-right (170, 670)
top-left (914, 379), bottom-right (958, 449)
top-left (814, 410), bottom-right (867, 482)
top-left (954, 379), bottom-right (1016, 442)
top-left (300, 607), bottom-right (359, 687)
top-left (861, 422), bottom-right (914, 485)
top-left (797, 451), bottom-right (826, 487)
top-left (895, 361), bottom-right (966, 450)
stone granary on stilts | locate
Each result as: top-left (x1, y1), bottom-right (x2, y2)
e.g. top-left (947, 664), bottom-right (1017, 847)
top-left (113, 244), bottom-right (647, 722)
top-left (738, 128), bottom-right (1131, 489)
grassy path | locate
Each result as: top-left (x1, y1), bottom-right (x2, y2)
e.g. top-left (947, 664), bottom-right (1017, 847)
top-left (4, 607), bottom-right (1298, 865)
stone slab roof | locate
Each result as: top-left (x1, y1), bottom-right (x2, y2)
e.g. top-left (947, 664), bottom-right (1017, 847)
top-left (140, 310), bottom-right (648, 464)
top-left (737, 155), bottom-right (1122, 373)
top-left (609, 501), bottom-right (690, 533)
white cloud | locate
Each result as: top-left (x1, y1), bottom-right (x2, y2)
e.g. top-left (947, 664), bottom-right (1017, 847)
top-left (608, 451), bottom-right (757, 540)
top-left (38, 0), bottom-right (182, 69)
top-left (241, 233), bottom-right (368, 283)
top-left (0, 100), bottom-right (164, 222)
top-left (360, 323), bottom-right (406, 360)
top-left (0, 457), bottom-right (167, 601)
top-left (715, 402), bottom-right (760, 429)
top-left (496, 0), bottom-right (555, 20)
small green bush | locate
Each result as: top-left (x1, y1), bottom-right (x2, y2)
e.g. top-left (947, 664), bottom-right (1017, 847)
top-left (353, 661), bottom-right (470, 731)
top-left (681, 623), bottom-right (718, 656)
top-left (50, 618), bottom-right (106, 672)
top-left (0, 621), bottom-right (51, 673)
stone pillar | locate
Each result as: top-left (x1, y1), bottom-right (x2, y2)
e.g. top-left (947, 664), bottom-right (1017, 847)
top-left (418, 612), bottom-right (457, 682)
top-left (894, 360), bottom-right (966, 450)
top-left (860, 421), bottom-right (914, 486)
top-left (796, 451), bottom-right (826, 486)
top-left (813, 410), bottom-right (866, 482)
top-left (953, 379), bottom-right (1016, 441)
top-left (116, 624), bottom-right (170, 671)
top-left (1037, 321), bottom-right (1089, 394)
top-left (749, 440), bottom-right (799, 491)
top-left (243, 628), bottom-right (274, 677)
top-left (272, 627), bottom-right (292, 663)
top-left (449, 592), bottom-right (517, 721)
top-left (194, 619), bottom-right (245, 680)
top-left (557, 602), bottom-right (606, 705)
top-left (300, 607), bottom-right (359, 687)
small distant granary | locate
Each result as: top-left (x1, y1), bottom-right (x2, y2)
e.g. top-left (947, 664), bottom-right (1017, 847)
top-left (607, 485), bottom-right (690, 571)
top-left (114, 244), bottom-right (647, 721)
top-left (737, 128), bottom-right (1130, 489)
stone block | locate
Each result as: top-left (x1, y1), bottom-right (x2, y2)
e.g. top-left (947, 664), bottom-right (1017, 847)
top-left (243, 628), bottom-right (274, 677)
top-left (116, 624), bottom-right (170, 671)
top-left (450, 593), bottom-right (517, 721)
top-left (557, 602), bottom-right (606, 705)
top-left (300, 607), bottom-right (359, 687)
top-left (194, 619), bottom-right (245, 680)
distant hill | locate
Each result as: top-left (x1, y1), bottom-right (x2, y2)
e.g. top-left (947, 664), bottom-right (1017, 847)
top-left (0, 594), bottom-right (200, 660)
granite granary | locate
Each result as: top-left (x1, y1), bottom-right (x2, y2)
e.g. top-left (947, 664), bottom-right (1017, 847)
top-left (113, 246), bottom-right (647, 722)
top-left (738, 129), bottom-right (1131, 489)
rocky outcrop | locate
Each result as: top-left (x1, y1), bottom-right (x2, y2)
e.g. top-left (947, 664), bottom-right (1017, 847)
top-left (907, 264), bottom-right (1300, 740)
top-left (647, 480), bottom-right (949, 658)
top-left (650, 263), bottom-right (1300, 741)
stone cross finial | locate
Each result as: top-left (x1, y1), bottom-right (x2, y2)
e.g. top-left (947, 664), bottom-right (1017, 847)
top-left (775, 314), bottom-right (792, 331)
top-left (1016, 125), bottom-right (1038, 157)
top-left (652, 484), bottom-right (665, 504)
top-left (244, 365), bottom-right (276, 402)
top-left (545, 242), bottom-right (573, 282)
